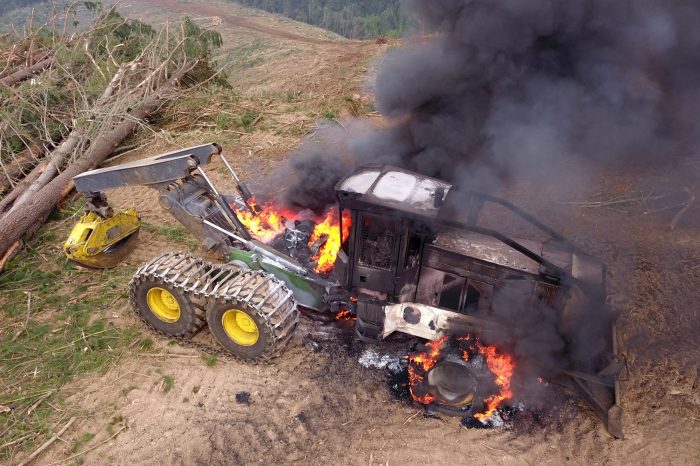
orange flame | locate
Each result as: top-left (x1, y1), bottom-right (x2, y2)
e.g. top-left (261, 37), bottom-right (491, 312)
top-left (335, 309), bottom-right (356, 320)
top-left (233, 198), bottom-right (351, 275)
top-left (473, 343), bottom-right (515, 422)
top-left (408, 335), bottom-right (515, 422)
top-left (407, 337), bottom-right (449, 405)
top-left (311, 209), bottom-right (352, 274)
top-left (236, 200), bottom-right (294, 243)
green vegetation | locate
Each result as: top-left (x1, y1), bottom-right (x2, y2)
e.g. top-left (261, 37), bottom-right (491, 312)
top-left (201, 354), bottom-right (217, 367)
top-left (141, 222), bottom-right (200, 251)
top-left (159, 375), bottom-right (174, 393)
top-left (0, 200), bottom-right (143, 461)
top-left (106, 415), bottom-right (126, 436)
top-left (233, 0), bottom-right (410, 39)
top-left (322, 108), bottom-right (337, 121)
top-left (120, 385), bottom-right (138, 397)
top-left (0, 2), bottom-right (223, 171)
top-left (71, 432), bottom-right (96, 453)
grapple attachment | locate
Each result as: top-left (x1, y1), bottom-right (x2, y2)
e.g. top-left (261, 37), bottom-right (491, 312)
top-left (64, 208), bottom-right (141, 268)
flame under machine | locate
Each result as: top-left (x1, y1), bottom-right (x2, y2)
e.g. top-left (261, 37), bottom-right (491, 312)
top-left (65, 143), bottom-right (625, 438)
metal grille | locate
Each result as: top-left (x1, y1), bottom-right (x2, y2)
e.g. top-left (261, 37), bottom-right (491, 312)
top-left (358, 216), bottom-right (395, 271)
top-left (535, 282), bottom-right (564, 308)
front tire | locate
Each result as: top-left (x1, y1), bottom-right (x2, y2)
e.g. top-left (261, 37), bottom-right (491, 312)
top-left (130, 276), bottom-right (206, 338)
top-left (129, 252), bottom-right (207, 339)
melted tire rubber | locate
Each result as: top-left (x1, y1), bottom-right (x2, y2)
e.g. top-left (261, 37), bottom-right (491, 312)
top-left (129, 251), bottom-right (299, 363)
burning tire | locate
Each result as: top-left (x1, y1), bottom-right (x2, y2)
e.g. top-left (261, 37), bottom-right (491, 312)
top-left (408, 336), bottom-right (514, 420)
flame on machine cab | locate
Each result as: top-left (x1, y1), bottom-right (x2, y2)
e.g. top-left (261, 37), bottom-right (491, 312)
top-left (234, 198), bottom-right (351, 275)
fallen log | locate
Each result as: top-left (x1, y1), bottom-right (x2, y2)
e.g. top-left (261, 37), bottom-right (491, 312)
top-left (0, 180), bottom-right (73, 273)
top-left (9, 64), bottom-right (127, 212)
top-left (10, 131), bottom-right (82, 212)
top-left (0, 162), bottom-right (47, 215)
top-left (0, 60), bottom-right (197, 261)
top-left (0, 144), bottom-right (43, 195)
top-left (0, 56), bottom-right (54, 87)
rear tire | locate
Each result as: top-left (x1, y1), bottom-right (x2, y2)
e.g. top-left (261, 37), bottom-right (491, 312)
top-left (206, 271), bottom-right (298, 362)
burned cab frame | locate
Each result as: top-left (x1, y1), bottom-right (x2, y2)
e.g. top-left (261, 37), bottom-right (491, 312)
top-left (333, 165), bottom-right (624, 438)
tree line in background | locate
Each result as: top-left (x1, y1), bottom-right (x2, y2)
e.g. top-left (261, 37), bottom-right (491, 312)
top-left (235, 0), bottom-right (410, 39)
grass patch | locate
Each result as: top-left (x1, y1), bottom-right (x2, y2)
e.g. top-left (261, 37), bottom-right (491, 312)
top-left (226, 38), bottom-right (268, 71)
top-left (240, 111), bottom-right (261, 131)
top-left (322, 108), bottom-right (338, 121)
top-left (160, 375), bottom-right (175, 394)
top-left (201, 354), bottom-right (217, 367)
top-left (71, 432), bottom-right (96, 453)
top-left (106, 415), bottom-right (127, 436)
top-left (0, 203), bottom-right (143, 461)
top-left (120, 385), bottom-right (138, 397)
top-left (141, 222), bottom-right (200, 252)
top-left (139, 338), bottom-right (154, 350)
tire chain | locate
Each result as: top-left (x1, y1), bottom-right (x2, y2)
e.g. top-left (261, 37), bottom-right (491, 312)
top-left (129, 251), bottom-right (299, 364)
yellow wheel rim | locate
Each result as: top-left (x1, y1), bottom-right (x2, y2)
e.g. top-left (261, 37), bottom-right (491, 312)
top-left (146, 287), bottom-right (181, 323)
top-left (221, 310), bottom-right (259, 347)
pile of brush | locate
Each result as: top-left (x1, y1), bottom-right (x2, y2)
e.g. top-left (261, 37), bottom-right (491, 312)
top-left (0, 2), bottom-right (223, 271)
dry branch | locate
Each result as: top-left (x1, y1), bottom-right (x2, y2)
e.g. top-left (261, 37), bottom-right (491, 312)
top-left (670, 188), bottom-right (696, 230)
top-left (0, 61), bottom-right (197, 259)
top-left (0, 56), bottom-right (54, 87)
top-left (0, 144), bottom-right (42, 194)
top-left (17, 416), bottom-right (76, 466)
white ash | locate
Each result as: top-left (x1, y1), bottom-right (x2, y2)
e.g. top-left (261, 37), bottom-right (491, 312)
top-left (358, 348), bottom-right (402, 370)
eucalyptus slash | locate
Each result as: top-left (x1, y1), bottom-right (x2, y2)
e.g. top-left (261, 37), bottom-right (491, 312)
top-left (0, 6), bottom-right (224, 267)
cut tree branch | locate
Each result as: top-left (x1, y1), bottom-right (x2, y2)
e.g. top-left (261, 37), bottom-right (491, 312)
top-left (0, 60), bottom-right (197, 260)
top-left (0, 56), bottom-right (54, 87)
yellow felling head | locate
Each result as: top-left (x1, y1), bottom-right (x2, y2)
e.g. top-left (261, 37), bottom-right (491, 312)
top-left (64, 208), bottom-right (141, 268)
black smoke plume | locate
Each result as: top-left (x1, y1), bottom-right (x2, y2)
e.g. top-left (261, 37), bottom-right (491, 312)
top-left (268, 0), bottom-right (699, 411)
top-left (274, 0), bottom-right (700, 211)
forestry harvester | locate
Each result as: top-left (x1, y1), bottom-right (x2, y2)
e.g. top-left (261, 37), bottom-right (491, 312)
top-left (64, 143), bottom-right (624, 437)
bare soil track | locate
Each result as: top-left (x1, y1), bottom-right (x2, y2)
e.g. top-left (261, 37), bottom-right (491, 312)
top-left (10, 1), bottom-right (700, 465)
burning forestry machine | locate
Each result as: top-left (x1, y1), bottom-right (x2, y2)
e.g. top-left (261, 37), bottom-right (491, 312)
top-left (64, 143), bottom-right (624, 437)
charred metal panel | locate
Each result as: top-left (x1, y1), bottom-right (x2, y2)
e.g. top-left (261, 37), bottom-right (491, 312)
top-left (395, 224), bottom-right (425, 302)
top-left (382, 302), bottom-right (504, 341)
top-left (433, 230), bottom-right (542, 275)
top-left (416, 266), bottom-right (495, 315)
top-left (351, 213), bottom-right (400, 294)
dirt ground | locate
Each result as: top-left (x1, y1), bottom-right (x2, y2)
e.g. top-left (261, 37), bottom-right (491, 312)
top-left (18, 1), bottom-right (700, 465)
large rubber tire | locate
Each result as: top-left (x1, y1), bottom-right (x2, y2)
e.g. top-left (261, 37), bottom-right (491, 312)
top-left (129, 255), bottom-right (206, 339)
top-left (206, 271), bottom-right (298, 362)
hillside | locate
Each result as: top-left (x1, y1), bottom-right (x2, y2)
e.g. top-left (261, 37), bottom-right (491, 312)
top-left (232, 0), bottom-right (409, 39)
top-left (0, 1), bottom-right (699, 465)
